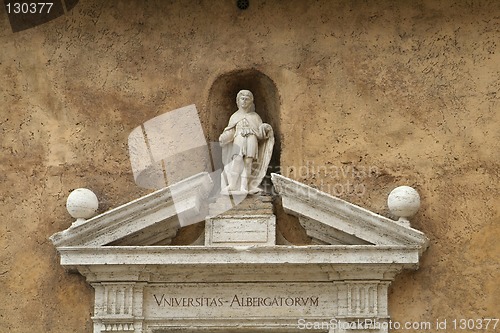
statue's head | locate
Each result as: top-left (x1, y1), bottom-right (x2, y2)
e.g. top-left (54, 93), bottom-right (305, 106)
top-left (236, 90), bottom-right (254, 111)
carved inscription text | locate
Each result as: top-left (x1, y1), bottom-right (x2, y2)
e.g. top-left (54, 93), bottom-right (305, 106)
top-left (153, 294), bottom-right (320, 307)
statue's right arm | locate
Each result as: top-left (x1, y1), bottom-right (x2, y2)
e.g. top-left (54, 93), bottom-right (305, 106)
top-left (219, 128), bottom-right (235, 146)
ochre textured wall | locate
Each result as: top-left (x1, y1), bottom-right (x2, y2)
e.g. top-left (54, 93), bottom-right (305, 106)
top-left (0, 1), bottom-right (498, 332)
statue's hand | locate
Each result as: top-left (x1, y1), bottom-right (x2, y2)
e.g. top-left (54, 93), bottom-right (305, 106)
top-left (261, 123), bottom-right (272, 137)
top-left (242, 128), bottom-right (255, 137)
top-left (219, 134), bottom-right (228, 146)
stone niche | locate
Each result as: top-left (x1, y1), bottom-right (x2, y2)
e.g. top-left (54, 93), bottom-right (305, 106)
top-left (50, 173), bottom-right (428, 333)
top-left (205, 69), bottom-right (281, 193)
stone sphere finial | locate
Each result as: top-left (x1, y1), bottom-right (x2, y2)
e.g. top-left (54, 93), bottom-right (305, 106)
top-left (387, 186), bottom-right (420, 226)
top-left (66, 188), bottom-right (99, 226)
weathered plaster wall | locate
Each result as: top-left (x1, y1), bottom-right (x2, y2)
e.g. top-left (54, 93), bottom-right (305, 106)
top-left (0, 0), bottom-right (498, 332)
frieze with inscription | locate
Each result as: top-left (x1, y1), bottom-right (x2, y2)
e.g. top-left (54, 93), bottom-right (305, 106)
top-left (144, 283), bottom-right (337, 319)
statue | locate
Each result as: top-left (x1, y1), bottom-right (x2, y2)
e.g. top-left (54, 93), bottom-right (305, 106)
top-left (219, 90), bottom-right (274, 195)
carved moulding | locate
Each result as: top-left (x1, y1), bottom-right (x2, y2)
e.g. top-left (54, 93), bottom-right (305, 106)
top-left (51, 173), bottom-right (428, 333)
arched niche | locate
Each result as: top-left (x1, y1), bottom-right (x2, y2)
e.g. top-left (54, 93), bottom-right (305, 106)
top-left (205, 69), bottom-right (281, 192)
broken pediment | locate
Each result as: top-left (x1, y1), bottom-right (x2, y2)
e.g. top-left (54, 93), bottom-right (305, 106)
top-left (271, 173), bottom-right (429, 250)
top-left (50, 172), bottom-right (429, 333)
top-left (50, 172), bottom-right (213, 247)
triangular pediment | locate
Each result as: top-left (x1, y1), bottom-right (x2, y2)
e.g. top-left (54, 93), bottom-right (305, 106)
top-left (50, 172), bottom-right (213, 247)
top-left (271, 174), bottom-right (429, 251)
top-left (51, 172), bottom-right (428, 254)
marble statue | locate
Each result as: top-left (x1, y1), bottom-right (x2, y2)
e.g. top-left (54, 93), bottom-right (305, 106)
top-left (219, 90), bottom-right (274, 195)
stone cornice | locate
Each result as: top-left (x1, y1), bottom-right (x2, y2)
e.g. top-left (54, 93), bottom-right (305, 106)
top-left (56, 245), bottom-right (421, 267)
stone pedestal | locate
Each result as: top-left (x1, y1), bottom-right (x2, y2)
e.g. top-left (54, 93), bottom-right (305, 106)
top-left (205, 195), bottom-right (276, 246)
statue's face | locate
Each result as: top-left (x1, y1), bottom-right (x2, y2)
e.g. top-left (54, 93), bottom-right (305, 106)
top-left (238, 92), bottom-right (253, 110)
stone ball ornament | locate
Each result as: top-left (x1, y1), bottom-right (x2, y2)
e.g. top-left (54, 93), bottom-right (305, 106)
top-left (66, 188), bottom-right (99, 226)
top-left (387, 186), bottom-right (420, 226)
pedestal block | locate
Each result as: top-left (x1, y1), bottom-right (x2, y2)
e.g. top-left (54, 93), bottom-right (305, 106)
top-left (205, 195), bottom-right (276, 246)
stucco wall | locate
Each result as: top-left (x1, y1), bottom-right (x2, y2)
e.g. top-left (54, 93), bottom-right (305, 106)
top-left (0, 1), bottom-right (498, 332)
